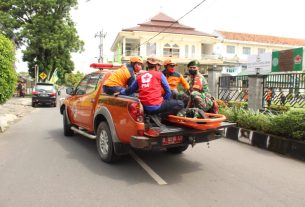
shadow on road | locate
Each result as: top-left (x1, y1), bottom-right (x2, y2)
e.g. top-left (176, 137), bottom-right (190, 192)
top-left (47, 128), bottom-right (205, 185)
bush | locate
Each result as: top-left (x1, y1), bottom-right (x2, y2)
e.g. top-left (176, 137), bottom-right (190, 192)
top-left (269, 109), bottom-right (305, 141)
top-left (220, 107), bottom-right (305, 141)
top-left (0, 35), bottom-right (17, 104)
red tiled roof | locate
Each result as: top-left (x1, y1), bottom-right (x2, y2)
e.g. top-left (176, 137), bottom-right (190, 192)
top-left (216, 30), bottom-right (305, 46)
top-left (123, 12), bottom-right (215, 37)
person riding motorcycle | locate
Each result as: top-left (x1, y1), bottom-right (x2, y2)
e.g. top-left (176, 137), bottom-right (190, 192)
top-left (103, 56), bottom-right (143, 95)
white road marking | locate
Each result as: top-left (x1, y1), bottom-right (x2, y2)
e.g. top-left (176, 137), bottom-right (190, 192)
top-left (130, 150), bottom-right (167, 185)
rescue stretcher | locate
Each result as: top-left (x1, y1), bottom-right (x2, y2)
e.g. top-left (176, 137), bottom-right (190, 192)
top-left (166, 113), bottom-right (226, 130)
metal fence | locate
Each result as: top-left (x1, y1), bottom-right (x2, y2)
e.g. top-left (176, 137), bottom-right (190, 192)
top-left (218, 75), bottom-right (248, 102)
top-left (263, 73), bottom-right (305, 108)
top-left (218, 72), bottom-right (305, 108)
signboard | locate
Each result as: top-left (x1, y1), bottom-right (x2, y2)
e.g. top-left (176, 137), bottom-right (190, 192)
top-left (39, 72), bottom-right (47, 80)
top-left (272, 47), bottom-right (303, 72)
top-left (246, 53), bottom-right (272, 74)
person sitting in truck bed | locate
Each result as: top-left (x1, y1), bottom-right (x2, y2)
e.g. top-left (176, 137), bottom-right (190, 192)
top-left (117, 57), bottom-right (184, 116)
top-left (103, 56), bottom-right (143, 95)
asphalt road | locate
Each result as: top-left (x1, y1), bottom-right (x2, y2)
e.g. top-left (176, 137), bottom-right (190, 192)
top-left (0, 106), bottom-right (305, 207)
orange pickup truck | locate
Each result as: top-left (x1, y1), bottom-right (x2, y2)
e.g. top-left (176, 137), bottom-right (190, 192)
top-left (60, 63), bottom-right (233, 163)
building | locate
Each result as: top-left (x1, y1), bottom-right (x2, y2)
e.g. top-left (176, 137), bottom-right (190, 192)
top-left (214, 31), bottom-right (305, 75)
top-left (111, 12), bottom-right (222, 74)
top-left (111, 12), bottom-right (305, 75)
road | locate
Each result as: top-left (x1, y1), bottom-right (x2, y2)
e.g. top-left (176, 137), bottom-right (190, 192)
top-left (0, 107), bottom-right (305, 207)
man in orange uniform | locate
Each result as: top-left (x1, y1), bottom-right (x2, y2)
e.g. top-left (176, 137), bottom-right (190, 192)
top-left (162, 58), bottom-right (190, 94)
top-left (103, 56), bottom-right (143, 95)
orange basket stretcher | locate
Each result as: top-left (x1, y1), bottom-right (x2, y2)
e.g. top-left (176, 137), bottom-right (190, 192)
top-left (166, 113), bottom-right (226, 130)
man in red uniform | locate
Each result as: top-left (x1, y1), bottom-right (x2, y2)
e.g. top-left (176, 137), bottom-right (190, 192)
top-left (103, 56), bottom-right (143, 95)
top-left (118, 57), bottom-right (184, 115)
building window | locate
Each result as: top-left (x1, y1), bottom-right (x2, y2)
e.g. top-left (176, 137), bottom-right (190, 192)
top-left (146, 43), bottom-right (156, 56)
top-left (185, 45), bottom-right (189, 58)
top-left (163, 43), bottom-right (180, 57)
top-left (243, 47), bottom-right (251, 55)
top-left (226, 67), bottom-right (236, 73)
top-left (258, 48), bottom-right (266, 54)
top-left (226, 45), bottom-right (235, 54)
top-left (191, 45), bottom-right (195, 58)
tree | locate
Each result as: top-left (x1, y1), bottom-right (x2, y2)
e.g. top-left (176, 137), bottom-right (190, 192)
top-left (65, 71), bottom-right (84, 87)
top-left (0, 34), bottom-right (17, 104)
top-left (0, 0), bottom-right (84, 82)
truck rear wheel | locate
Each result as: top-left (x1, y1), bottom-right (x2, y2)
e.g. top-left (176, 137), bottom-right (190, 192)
top-left (166, 144), bottom-right (189, 153)
top-left (96, 122), bottom-right (119, 163)
top-left (63, 109), bottom-right (74, 136)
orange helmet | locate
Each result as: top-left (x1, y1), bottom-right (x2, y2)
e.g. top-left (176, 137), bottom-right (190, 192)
top-left (130, 56), bottom-right (143, 64)
top-left (163, 58), bottom-right (176, 66)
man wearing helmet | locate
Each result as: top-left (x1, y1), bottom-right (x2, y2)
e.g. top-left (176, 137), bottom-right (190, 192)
top-left (186, 60), bottom-right (213, 112)
top-left (162, 58), bottom-right (190, 94)
top-left (118, 57), bottom-right (184, 115)
top-left (103, 56), bottom-right (143, 95)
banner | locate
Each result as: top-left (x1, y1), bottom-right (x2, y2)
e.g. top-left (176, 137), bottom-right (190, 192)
top-left (272, 47), bottom-right (303, 72)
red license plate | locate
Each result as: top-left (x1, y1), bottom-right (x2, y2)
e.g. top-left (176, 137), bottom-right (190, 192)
top-left (162, 135), bottom-right (183, 145)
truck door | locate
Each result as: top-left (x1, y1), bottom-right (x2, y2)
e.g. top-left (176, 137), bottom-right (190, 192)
top-left (77, 73), bottom-right (103, 130)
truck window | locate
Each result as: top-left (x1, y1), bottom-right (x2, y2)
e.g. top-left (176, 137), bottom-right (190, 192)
top-left (75, 76), bottom-right (90, 95)
top-left (86, 74), bottom-right (103, 94)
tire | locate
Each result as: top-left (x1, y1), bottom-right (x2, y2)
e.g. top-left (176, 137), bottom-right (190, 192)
top-left (63, 109), bottom-right (74, 136)
top-left (32, 102), bottom-right (35, 107)
top-left (53, 102), bottom-right (57, 107)
top-left (96, 122), bottom-right (119, 163)
top-left (166, 144), bottom-right (189, 153)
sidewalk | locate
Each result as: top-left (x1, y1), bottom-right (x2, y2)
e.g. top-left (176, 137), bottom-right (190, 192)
top-left (0, 97), bottom-right (34, 132)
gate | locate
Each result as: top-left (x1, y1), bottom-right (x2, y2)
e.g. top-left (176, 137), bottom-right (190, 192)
top-left (218, 75), bottom-right (248, 102)
top-left (263, 73), bottom-right (305, 108)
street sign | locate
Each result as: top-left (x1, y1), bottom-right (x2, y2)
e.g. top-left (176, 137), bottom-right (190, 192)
top-left (39, 72), bottom-right (47, 80)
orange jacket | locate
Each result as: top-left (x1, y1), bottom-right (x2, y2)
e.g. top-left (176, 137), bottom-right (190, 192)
top-left (162, 70), bottom-right (190, 91)
top-left (104, 65), bottom-right (134, 87)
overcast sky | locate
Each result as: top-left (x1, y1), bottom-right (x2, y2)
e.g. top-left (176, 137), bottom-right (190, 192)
top-left (16, 0), bottom-right (305, 73)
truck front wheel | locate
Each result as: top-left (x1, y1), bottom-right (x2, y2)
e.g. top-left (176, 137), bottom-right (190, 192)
top-left (63, 109), bottom-right (74, 136)
top-left (96, 122), bottom-right (119, 163)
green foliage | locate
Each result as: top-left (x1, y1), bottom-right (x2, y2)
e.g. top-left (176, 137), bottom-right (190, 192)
top-left (269, 104), bottom-right (290, 112)
top-left (64, 71), bottom-right (84, 87)
top-left (227, 101), bottom-right (248, 109)
top-left (222, 107), bottom-right (305, 141)
top-left (0, 35), bottom-right (17, 104)
top-left (269, 109), bottom-right (305, 141)
top-left (0, 0), bottom-right (84, 83)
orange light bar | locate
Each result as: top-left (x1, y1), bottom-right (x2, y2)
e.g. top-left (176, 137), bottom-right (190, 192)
top-left (90, 63), bottom-right (121, 69)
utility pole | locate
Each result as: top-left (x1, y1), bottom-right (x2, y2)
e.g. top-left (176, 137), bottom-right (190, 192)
top-left (95, 30), bottom-right (106, 63)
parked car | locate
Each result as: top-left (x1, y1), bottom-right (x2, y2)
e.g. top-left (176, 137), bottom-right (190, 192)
top-left (32, 83), bottom-right (57, 107)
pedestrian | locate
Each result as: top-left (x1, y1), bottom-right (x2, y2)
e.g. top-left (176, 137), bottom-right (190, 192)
top-left (103, 56), bottom-right (143, 95)
top-left (116, 57), bottom-right (184, 116)
top-left (186, 60), bottom-right (214, 112)
top-left (265, 88), bottom-right (272, 107)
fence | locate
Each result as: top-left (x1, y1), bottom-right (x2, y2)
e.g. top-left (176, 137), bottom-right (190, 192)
top-left (218, 72), bottom-right (305, 109)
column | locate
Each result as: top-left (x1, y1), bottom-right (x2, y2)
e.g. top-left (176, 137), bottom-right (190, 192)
top-left (248, 75), bottom-right (264, 111)
top-left (208, 65), bottom-right (222, 98)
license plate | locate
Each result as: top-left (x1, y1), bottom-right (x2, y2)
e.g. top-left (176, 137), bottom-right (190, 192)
top-left (162, 135), bottom-right (183, 145)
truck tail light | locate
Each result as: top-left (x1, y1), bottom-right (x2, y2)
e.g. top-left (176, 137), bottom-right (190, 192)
top-left (128, 102), bottom-right (144, 123)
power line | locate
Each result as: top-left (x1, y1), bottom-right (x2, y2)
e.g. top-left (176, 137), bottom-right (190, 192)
top-left (133, 0), bottom-right (208, 51)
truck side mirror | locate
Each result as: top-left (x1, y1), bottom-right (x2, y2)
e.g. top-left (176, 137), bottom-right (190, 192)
top-left (66, 87), bottom-right (74, 95)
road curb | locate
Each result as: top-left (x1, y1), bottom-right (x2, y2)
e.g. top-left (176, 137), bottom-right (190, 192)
top-left (225, 126), bottom-right (305, 161)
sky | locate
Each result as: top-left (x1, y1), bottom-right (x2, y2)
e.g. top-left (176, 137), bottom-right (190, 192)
top-left (15, 0), bottom-right (305, 73)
